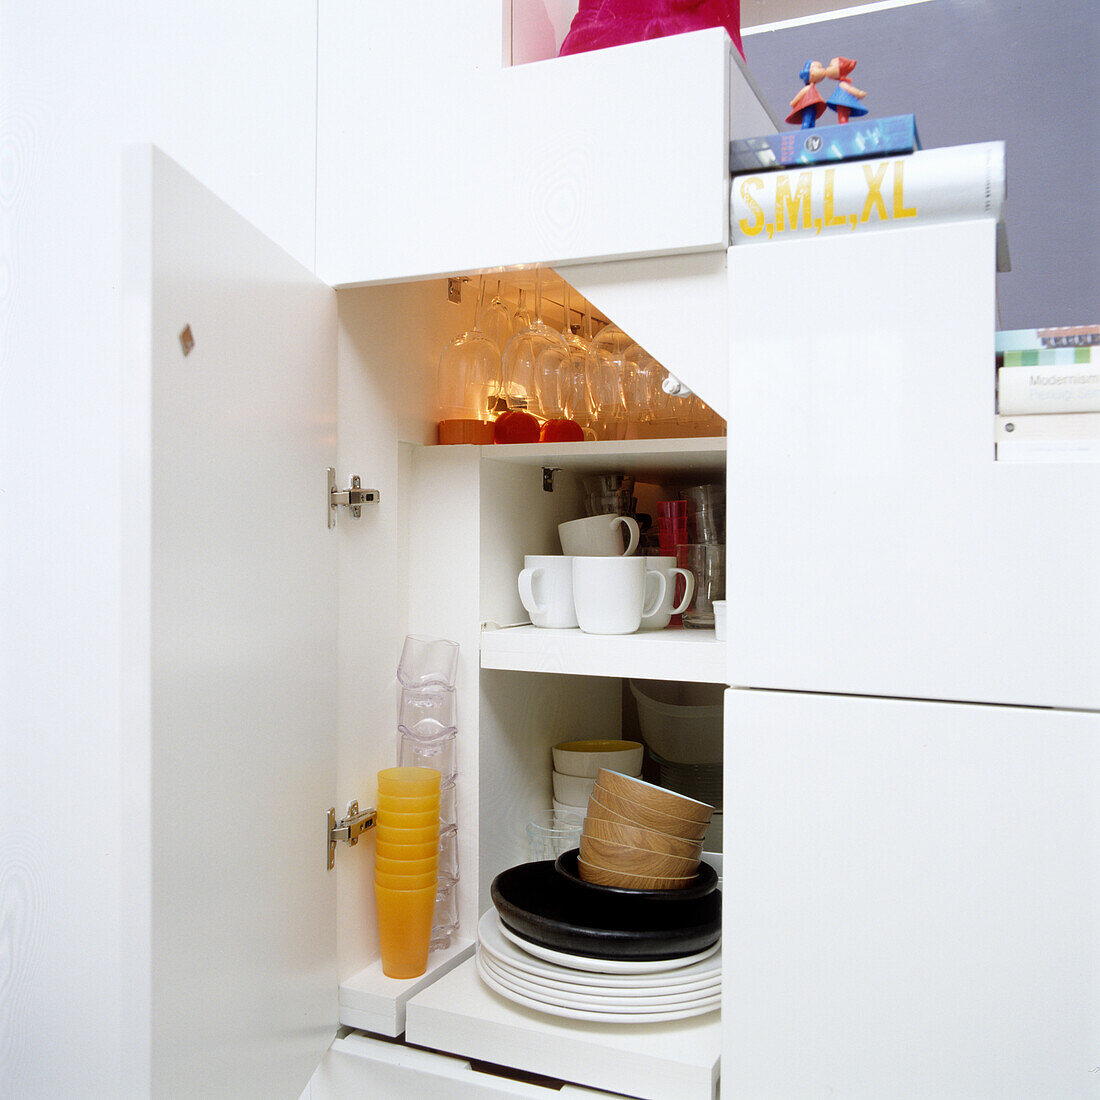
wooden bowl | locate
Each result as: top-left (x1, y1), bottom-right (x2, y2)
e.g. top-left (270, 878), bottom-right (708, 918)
top-left (576, 855), bottom-right (697, 891)
top-left (586, 789), bottom-right (709, 841)
top-left (595, 769), bottom-right (713, 824)
top-left (552, 740), bottom-right (643, 779)
top-left (579, 834), bottom-right (700, 879)
top-left (582, 815), bottom-right (703, 861)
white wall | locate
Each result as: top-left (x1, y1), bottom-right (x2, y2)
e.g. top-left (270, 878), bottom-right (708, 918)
top-left (0, 4), bottom-right (317, 1094)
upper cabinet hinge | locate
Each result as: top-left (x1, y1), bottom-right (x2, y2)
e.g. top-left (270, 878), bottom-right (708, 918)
top-left (328, 468), bottom-right (380, 528)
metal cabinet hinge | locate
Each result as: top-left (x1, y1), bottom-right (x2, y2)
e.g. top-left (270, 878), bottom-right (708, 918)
top-left (327, 800), bottom-right (377, 870)
top-left (542, 466), bottom-right (561, 492)
top-left (328, 468), bottom-right (380, 528)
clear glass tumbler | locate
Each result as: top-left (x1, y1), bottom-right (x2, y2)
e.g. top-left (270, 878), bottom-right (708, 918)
top-left (526, 809), bottom-right (584, 862)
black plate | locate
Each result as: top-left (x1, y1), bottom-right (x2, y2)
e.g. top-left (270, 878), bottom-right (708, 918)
top-left (490, 858), bottom-right (721, 960)
top-left (555, 848), bottom-right (718, 901)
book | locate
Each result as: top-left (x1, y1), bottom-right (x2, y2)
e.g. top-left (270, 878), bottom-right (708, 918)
top-left (1001, 346), bottom-right (1095, 368)
top-left (730, 142), bottom-right (1006, 262)
top-left (995, 412), bottom-right (1100, 441)
top-left (998, 363), bottom-right (1100, 415)
top-left (996, 439), bottom-right (1100, 463)
top-left (996, 325), bottom-right (1100, 352)
top-left (729, 115), bottom-right (921, 175)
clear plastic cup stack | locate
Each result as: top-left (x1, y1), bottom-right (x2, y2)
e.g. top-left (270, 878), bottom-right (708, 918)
top-left (395, 635), bottom-right (460, 950)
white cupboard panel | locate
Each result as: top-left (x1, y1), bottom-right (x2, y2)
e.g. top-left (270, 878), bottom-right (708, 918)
top-left (723, 688), bottom-right (1100, 1098)
top-left (726, 219), bottom-right (1100, 708)
top-left (317, 26), bottom-right (738, 285)
top-left (122, 147), bottom-right (338, 1097)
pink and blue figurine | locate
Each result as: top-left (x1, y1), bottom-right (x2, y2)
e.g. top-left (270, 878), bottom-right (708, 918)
top-left (786, 59), bottom-right (828, 129)
top-left (824, 56), bottom-right (868, 124)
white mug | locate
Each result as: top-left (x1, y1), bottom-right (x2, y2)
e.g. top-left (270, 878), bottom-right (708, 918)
top-left (639, 556), bottom-right (696, 631)
top-left (558, 513), bottom-right (640, 557)
top-left (517, 555), bottom-right (578, 629)
top-left (572, 557), bottom-right (666, 635)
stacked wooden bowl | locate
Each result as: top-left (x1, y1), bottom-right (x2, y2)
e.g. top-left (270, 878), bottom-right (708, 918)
top-left (578, 769), bottom-right (715, 890)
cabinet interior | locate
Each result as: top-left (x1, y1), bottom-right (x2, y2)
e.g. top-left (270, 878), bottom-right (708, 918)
top-left (331, 267), bottom-right (728, 1030)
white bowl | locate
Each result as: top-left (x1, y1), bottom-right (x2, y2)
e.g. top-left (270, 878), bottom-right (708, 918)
top-left (552, 739), bottom-right (644, 779)
top-left (551, 770), bottom-right (596, 807)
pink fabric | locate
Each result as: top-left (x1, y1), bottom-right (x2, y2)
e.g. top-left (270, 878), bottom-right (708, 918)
top-left (559, 0), bottom-right (743, 60)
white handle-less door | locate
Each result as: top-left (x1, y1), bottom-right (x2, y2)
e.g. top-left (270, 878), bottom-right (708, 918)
top-left (122, 146), bottom-right (339, 1097)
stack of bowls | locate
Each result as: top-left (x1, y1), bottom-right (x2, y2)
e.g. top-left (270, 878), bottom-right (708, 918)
top-left (550, 739), bottom-right (644, 814)
top-left (374, 767), bottom-right (441, 979)
top-left (580, 769), bottom-right (714, 890)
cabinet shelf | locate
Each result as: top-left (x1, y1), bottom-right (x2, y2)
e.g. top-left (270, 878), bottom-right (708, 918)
top-left (482, 436), bottom-right (725, 480)
top-left (480, 625), bottom-right (726, 684)
top-left (405, 957), bottom-right (720, 1100)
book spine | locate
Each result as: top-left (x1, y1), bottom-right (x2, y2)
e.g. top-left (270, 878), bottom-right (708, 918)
top-left (997, 365), bottom-right (1100, 415)
top-left (730, 142), bottom-right (1005, 246)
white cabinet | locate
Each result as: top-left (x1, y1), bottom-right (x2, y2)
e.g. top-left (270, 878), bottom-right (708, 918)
top-left (723, 688), bottom-right (1100, 1098)
top-left (726, 219), bottom-right (1100, 710)
top-left (315, 24), bottom-right (776, 286)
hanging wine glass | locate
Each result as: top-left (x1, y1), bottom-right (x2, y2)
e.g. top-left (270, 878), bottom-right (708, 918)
top-left (512, 287), bottom-right (532, 333)
top-left (436, 276), bottom-right (501, 443)
top-left (481, 279), bottom-right (513, 356)
top-left (622, 343), bottom-right (663, 434)
top-left (501, 268), bottom-right (570, 419)
top-left (584, 324), bottom-right (633, 441)
top-left (555, 283), bottom-right (593, 432)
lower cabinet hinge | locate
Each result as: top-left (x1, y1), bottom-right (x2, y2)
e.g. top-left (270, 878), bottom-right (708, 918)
top-left (327, 800), bottom-right (376, 870)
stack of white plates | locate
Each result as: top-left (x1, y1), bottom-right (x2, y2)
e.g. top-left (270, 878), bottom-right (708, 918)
top-left (476, 910), bottom-right (721, 1024)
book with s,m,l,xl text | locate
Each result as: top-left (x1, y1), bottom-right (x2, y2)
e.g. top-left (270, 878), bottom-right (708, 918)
top-left (730, 142), bottom-right (1008, 269)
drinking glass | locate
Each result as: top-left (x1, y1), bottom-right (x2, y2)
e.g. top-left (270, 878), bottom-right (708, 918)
top-left (585, 325), bottom-right (633, 440)
top-left (677, 543), bottom-right (726, 629)
top-left (558, 284), bottom-right (593, 431)
top-left (436, 277), bottom-right (501, 423)
top-left (397, 686), bottom-right (456, 734)
top-left (398, 723), bottom-right (457, 785)
top-left (481, 279), bottom-right (514, 357)
top-left (526, 809), bottom-right (584, 862)
top-left (377, 766), bottom-right (443, 798)
top-left (375, 882), bottom-right (438, 978)
top-left (397, 635), bottom-right (459, 689)
top-left (622, 343), bottom-right (662, 428)
top-left (501, 268), bottom-right (570, 416)
top-left (430, 878), bottom-right (459, 950)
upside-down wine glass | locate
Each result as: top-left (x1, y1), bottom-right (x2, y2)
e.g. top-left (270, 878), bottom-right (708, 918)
top-left (436, 277), bottom-right (501, 437)
top-left (501, 268), bottom-right (570, 418)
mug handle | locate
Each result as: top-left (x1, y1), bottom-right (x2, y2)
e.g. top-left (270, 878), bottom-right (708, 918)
top-left (641, 569), bottom-right (667, 619)
top-left (669, 567), bottom-right (695, 615)
top-left (518, 567), bottom-right (546, 615)
top-left (614, 515), bottom-right (640, 556)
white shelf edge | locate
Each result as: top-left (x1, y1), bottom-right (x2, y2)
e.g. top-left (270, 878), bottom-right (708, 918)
top-left (480, 625), bottom-right (728, 685)
top-left (480, 436), bottom-right (726, 477)
top-left (405, 956), bottom-right (721, 1100)
top-left (339, 939), bottom-right (476, 1037)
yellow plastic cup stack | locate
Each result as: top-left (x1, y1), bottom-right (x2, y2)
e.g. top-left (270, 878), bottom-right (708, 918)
top-left (374, 767), bottom-right (441, 978)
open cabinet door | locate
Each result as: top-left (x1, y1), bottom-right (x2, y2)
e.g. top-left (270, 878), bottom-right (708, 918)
top-left (122, 146), bottom-right (338, 1097)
